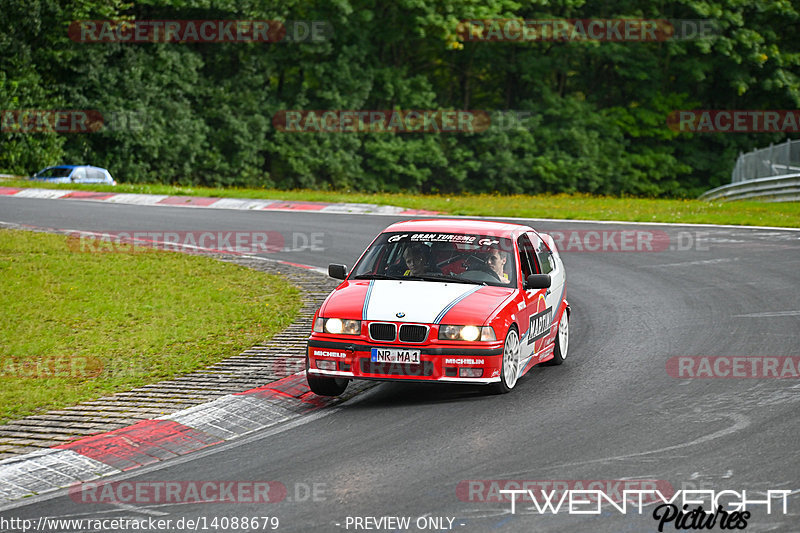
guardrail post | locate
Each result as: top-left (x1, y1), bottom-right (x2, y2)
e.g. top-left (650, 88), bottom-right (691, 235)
top-left (784, 138), bottom-right (791, 173)
top-left (768, 142), bottom-right (775, 176)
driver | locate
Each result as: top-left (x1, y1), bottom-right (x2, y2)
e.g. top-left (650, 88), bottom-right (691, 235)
top-left (403, 244), bottom-right (437, 276)
top-left (486, 248), bottom-right (510, 283)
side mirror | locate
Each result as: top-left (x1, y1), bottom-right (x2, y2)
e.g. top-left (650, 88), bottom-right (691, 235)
top-left (328, 264), bottom-right (348, 280)
top-left (525, 274), bottom-right (551, 290)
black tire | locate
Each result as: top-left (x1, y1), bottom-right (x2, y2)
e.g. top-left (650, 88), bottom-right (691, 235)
top-left (307, 372), bottom-right (349, 396)
top-left (490, 327), bottom-right (520, 394)
top-left (542, 311), bottom-right (569, 366)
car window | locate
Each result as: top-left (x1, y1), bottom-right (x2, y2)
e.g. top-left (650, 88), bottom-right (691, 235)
top-left (529, 232), bottom-right (554, 275)
top-left (87, 168), bottom-right (105, 181)
top-left (71, 167), bottom-right (87, 181)
top-left (517, 234), bottom-right (539, 279)
top-left (351, 231), bottom-right (517, 287)
top-left (36, 167), bottom-right (72, 178)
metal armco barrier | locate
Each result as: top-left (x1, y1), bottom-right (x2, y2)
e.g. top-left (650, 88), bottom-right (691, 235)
top-left (699, 173), bottom-right (800, 202)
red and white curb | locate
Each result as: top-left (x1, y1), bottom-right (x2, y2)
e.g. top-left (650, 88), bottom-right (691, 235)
top-left (0, 373), bottom-right (365, 504)
top-left (0, 187), bottom-right (438, 216)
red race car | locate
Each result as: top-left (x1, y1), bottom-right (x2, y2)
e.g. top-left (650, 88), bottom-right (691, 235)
top-left (306, 219), bottom-right (570, 395)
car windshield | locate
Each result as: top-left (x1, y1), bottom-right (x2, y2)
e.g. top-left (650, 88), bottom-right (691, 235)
top-left (36, 167), bottom-right (72, 178)
top-left (351, 231), bottom-right (517, 287)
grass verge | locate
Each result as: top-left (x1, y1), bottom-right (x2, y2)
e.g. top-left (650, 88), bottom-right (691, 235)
top-left (1, 179), bottom-right (799, 228)
top-left (0, 228), bottom-right (300, 424)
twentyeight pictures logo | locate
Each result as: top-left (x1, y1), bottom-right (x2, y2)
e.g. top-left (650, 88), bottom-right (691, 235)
top-left (460, 481), bottom-right (794, 531)
top-left (490, 487), bottom-right (790, 532)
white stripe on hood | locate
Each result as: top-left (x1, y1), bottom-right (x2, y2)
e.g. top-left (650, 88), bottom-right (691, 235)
top-left (364, 280), bottom-right (480, 324)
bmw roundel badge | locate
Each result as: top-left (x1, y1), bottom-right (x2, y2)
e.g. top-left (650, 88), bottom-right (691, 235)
top-left (396, 312), bottom-right (406, 318)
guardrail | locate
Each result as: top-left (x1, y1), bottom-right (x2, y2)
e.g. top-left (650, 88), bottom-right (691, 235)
top-left (699, 173), bottom-right (800, 202)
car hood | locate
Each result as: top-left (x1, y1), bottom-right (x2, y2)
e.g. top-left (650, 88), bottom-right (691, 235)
top-left (321, 279), bottom-right (516, 325)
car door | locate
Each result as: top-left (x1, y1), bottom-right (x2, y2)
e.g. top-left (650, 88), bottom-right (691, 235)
top-left (528, 231), bottom-right (564, 349)
top-left (70, 167), bottom-right (87, 183)
top-left (516, 234), bottom-right (547, 364)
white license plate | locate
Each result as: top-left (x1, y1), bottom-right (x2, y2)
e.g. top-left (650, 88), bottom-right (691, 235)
top-left (371, 348), bottom-right (421, 365)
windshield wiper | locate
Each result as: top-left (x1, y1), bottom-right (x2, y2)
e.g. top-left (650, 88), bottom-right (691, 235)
top-left (413, 274), bottom-right (485, 285)
top-left (353, 273), bottom-right (484, 285)
top-left (352, 273), bottom-right (403, 280)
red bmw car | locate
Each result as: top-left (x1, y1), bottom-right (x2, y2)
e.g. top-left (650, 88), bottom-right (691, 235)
top-left (306, 219), bottom-right (570, 395)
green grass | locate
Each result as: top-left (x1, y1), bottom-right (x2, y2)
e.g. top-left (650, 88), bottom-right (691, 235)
top-left (2, 179), bottom-right (799, 228)
top-left (0, 229), bottom-right (300, 424)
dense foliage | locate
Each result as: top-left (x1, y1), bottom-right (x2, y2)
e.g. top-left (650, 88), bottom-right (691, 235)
top-left (1, 0), bottom-right (798, 196)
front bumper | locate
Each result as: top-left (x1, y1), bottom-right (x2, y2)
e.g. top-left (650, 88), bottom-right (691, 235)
top-left (307, 338), bottom-right (504, 384)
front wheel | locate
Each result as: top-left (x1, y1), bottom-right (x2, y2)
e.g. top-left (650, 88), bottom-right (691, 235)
top-left (306, 370), bottom-right (349, 396)
top-left (543, 311), bottom-right (569, 366)
top-left (491, 327), bottom-right (520, 394)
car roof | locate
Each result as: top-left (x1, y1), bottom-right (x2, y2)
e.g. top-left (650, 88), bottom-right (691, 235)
top-left (383, 218), bottom-right (534, 236)
top-left (41, 165), bottom-right (106, 170)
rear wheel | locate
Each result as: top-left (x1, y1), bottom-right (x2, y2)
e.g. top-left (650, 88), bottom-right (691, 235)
top-left (543, 310), bottom-right (569, 366)
top-left (491, 327), bottom-right (520, 394)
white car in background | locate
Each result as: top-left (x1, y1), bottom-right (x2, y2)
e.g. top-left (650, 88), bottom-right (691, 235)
top-left (31, 165), bottom-right (116, 185)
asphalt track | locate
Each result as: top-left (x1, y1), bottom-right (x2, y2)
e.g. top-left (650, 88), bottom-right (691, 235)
top-left (1, 196), bottom-right (799, 533)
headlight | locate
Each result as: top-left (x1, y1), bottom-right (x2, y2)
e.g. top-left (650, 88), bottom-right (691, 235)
top-left (439, 325), bottom-right (496, 341)
top-left (320, 318), bottom-right (361, 335)
top-left (460, 325), bottom-right (480, 341)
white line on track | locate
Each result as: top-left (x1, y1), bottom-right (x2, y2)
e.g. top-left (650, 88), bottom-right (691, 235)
top-left (642, 258), bottom-right (738, 268)
top-left (735, 310), bottom-right (800, 318)
top-left (499, 412), bottom-right (750, 476)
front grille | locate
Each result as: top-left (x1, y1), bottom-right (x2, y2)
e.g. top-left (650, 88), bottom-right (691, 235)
top-left (369, 322), bottom-right (397, 341)
top-left (360, 358), bottom-right (434, 377)
top-left (398, 324), bottom-right (428, 343)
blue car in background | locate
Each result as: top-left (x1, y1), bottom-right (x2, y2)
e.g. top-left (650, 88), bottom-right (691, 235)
top-left (31, 165), bottom-right (116, 185)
